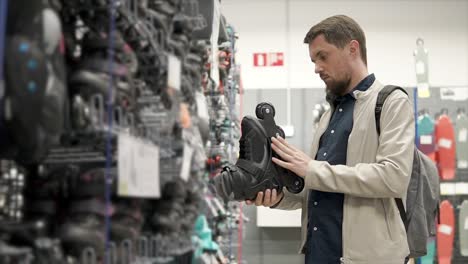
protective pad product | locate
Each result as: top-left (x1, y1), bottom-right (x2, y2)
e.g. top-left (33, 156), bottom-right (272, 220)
top-left (437, 200), bottom-right (455, 264)
top-left (192, 214), bottom-right (220, 262)
top-left (459, 200), bottom-right (468, 256)
top-left (209, 102), bottom-right (304, 201)
top-left (435, 114), bottom-right (456, 180)
top-left (455, 113), bottom-right (468, 169)
top-left (417, 114), bottom-right (436, 162)
top-left (2, 0), bottom-right (66, 164)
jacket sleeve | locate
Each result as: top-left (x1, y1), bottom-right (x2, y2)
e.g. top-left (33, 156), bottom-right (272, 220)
top-left (270, 186), bottom-right (306, 210)
top-left (304, 95), bottom-right (415, 198)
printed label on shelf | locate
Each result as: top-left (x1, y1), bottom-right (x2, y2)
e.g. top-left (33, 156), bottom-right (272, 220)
top-left (440, 87), bottom-right (468, 101)
top-left (180, 143), bottom-right (194, 182)
top-left (167, 54), bottom-right (181, 91)
top-left (438, 224), bottom-right (453, 235)
top-left (459, 128), bottom-right (467, 142)
top-left (438, 138), bottom-right (452, 149)
top-left (455, 183), bottom-right (468, 195)
top-left (459, 160), bottom-right (468, 169)
top-left (440, 183), bottom-right (456, 195)
top-left (420, 135), bottom-right (433, 145)
top-left (118, 133), bottom-right (161, 198)
top-left (465, 217), bottom-right (468, 230)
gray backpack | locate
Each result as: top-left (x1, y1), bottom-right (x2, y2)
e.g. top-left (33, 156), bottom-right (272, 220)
top-left (375, 85), bottom-right (440, 258)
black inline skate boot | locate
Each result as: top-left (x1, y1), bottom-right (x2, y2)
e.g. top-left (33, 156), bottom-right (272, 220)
top-left (209, 102), bottom-right (304, 201)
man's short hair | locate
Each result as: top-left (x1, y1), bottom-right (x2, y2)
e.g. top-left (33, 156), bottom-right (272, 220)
top-left (304, 15), bottom-right (367, 65)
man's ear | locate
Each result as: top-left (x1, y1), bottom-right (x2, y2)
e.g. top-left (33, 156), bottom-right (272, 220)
top-left (349, 40), bottom-right (360, 57)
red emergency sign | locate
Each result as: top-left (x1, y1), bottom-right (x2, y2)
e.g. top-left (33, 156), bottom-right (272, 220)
top-left (253, 52), bottom-right (284, 67)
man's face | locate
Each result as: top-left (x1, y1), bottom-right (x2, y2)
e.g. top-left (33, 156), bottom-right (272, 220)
top-left (309, 34), bottom-right (352, 96)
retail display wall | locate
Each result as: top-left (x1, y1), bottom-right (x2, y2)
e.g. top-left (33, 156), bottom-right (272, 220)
top-left (0, 0), bottom-right (246, 263)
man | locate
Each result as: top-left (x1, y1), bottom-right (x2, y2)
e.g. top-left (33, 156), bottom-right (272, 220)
top-left (246, 15), bottom-right (415, 264)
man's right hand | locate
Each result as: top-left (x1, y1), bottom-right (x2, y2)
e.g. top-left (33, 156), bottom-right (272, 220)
top-left (245, 188), bottom-right (284, 207)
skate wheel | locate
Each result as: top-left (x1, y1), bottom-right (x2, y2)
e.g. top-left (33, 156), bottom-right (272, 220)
top-left (276, 126), bottom-right (285, 138)
top-left (286, 177), bottom-right (304, 194)
top-left (255, 102), bottom-right (275, 119)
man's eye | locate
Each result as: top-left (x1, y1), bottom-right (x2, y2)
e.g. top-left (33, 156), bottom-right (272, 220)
top-left (320, 55), bottom-right (326, 61)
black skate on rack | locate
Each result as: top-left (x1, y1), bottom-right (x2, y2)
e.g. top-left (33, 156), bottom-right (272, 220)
top-left (209, 102), bottom-right (304, 201)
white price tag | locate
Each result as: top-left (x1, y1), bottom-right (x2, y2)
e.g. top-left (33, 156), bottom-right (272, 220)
top-left (180, 143), bottom-right (194, 182)
top-left (420, 135), bottom-right (433, 145)
top-left (458, 160), bottom-right (468, 169)
top-left (464, 218), bottom-right (468, 230)
top-left (209, 0), bottom-right (221, 86)
top-left (118, 133), bottom-right (161, 198)
top-left (440, 183), bottom-right (456, 196)
top-left (456, 183), bottom-right (468, 195)
top-left (438, 224), bottom-right (453, 235)
top-left (168, 54), bottom-right (181, 91)
top-left (438, 138), bottom-right (452, 149)
top-left (459, 128), bottom-right (467, 142)
top-left (195, 92), bottom-right (209, 121)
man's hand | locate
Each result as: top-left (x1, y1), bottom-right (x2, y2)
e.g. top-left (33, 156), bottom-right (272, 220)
top-left (245, 189), bottom-right (284, 207)
top-left (271, 136), bottom-right (311, 178)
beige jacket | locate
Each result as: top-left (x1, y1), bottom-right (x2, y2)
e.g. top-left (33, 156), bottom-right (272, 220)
top-left (273, 80), bottom-right (415, 264)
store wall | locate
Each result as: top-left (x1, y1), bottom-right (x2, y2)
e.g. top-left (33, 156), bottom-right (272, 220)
top-left (222, 0), bottom-right (468, 89)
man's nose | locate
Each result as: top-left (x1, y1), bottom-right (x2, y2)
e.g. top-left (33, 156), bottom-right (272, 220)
top-left (314, 63), bottom-right (322, 74)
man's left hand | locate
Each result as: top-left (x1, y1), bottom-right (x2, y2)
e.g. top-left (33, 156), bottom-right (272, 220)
top-left (271, 136), bottom-right (311, 178)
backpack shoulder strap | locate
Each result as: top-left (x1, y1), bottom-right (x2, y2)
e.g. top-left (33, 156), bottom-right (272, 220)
top-left (375, 85), bottom-right (410, 231)
top-left (375, 85), bottom-right (408, 135)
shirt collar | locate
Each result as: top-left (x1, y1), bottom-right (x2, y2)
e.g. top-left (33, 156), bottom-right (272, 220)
top-left (350, 73), bottom-right (375, 98)
top-left (327, 74), bottom-right (376, 105)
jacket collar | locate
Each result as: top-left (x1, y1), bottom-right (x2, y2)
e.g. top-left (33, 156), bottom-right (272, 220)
top-left (352, 78), bottom-right (381, 100)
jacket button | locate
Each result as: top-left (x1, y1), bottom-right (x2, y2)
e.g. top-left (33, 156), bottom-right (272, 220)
top-left (340, 257), bottom-right (345, 263)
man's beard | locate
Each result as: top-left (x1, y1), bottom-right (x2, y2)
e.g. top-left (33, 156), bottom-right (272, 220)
top-left (324, 77), bottom-right (351, 103)
top-left (326, 77), bottom-right (351, 96)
